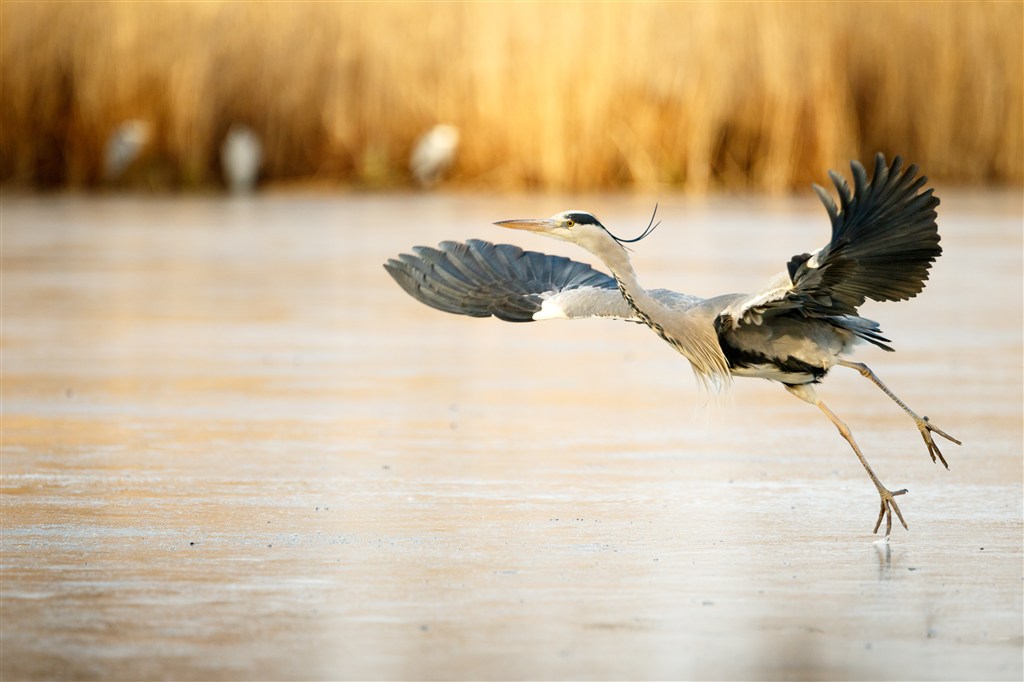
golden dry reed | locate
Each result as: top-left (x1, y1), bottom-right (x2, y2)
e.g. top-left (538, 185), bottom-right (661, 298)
top-left (1, 1), bottom-right (1021, 192)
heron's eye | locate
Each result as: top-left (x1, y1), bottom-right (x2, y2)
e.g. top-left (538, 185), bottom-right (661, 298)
top-left (565, 219), bottom-right (575, 228)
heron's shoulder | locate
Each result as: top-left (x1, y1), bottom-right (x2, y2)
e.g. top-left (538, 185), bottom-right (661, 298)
top-left (715, 272), bottom-right (796, 329)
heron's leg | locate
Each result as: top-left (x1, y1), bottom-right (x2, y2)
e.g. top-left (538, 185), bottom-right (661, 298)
top-left (785, 383), bottom-right (908, 535)
top-left (837, 360), bottom-right (961, 469)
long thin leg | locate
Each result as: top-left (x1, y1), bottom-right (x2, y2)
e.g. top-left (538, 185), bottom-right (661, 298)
top-left (786, 383), bottom-right (908, 535)
top-left (816, 399), bottom-right (909, 535)
top-left (838, 360), bottom-right (961, 469)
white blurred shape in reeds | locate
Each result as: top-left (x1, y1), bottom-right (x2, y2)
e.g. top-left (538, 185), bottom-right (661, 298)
top-left (102, 119), bottom-right (152, 181)
top-left (410, 124), bottom-right (459, 187)
top-left (221, 124), bottom-right (263, 194)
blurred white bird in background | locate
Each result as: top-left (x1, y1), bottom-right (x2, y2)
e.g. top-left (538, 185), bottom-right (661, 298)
top-left (410, 124), bottom-right (459, 187)
top-left (103, 120), bottom-right (152, 182)
top-left (221, 124), bottom-right (263, 194)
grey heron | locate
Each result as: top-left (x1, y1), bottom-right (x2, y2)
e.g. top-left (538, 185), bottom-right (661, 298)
top-left (384, 153), bottom-right (960, 535)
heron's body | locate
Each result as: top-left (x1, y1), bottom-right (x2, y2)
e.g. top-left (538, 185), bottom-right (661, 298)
top-left (385, 154), bottom-right (960, 535)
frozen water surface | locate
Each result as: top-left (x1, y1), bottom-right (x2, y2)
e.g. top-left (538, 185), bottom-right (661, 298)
top-left (2, 191), bottom-right (1021, 680)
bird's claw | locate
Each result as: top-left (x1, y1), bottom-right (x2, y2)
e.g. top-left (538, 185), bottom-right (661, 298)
top-left (873, 487), bottom-right (909, 536)
top-left (917, 416), bottom-right (961, 469)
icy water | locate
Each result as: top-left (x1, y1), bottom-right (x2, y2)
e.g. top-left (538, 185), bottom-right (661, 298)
top-left (2, 191), bottom-right (1021, 680)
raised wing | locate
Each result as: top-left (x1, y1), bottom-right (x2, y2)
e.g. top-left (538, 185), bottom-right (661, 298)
top-left (720, 153), bottom-right (941, 328)
top-left (385, 239), bottom-right (699, 322)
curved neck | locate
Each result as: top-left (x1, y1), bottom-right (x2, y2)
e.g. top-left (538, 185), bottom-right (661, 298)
top-left (587, 234), bottom-right (731, 388)
top-left (591, 239), bottom-right (664, 319)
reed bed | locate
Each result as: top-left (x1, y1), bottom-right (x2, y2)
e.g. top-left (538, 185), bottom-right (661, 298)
top-left (1, 1), bottom-right (1021, 192)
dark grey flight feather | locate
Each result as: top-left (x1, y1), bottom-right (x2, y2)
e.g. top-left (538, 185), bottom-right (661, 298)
top-left (723, 153), bottom-right (941, 328)
top-left (802, 153), bottom-right (941, 313)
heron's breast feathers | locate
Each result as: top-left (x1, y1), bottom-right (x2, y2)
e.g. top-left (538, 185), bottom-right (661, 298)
top-left (655, 303), bottom-right (734, 390)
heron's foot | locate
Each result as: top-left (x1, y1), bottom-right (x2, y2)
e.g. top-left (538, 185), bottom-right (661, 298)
top-left (873, 486), bottom-right (909, 536)
top-left (916, 416), bottom-right (961, 469)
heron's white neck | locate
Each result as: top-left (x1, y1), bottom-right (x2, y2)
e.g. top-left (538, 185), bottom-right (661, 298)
top-left (587, 235), bottom-right (731, 389)
top-left (598, 242), bottom-right (675, 330)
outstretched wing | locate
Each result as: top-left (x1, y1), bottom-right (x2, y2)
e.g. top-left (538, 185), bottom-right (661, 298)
top-left (720, 153), bottom-right (941, 328)
top-left (385, 239), bottom-right (626, 322)
top-left (385, 239), bottom-right (700, 322)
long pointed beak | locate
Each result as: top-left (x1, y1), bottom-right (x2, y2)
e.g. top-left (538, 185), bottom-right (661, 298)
top-left (493, 218), bottom-right (560, 233)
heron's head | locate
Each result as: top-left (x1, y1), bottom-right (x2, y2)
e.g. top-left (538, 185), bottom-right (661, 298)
top-left (494, 210), bottom-right (604, 243)
top-left (494, 209), bottom-right (658, 256)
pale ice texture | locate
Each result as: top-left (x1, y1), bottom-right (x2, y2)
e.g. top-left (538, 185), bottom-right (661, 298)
top-left (2, 192), bottom-right (1021, 680)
